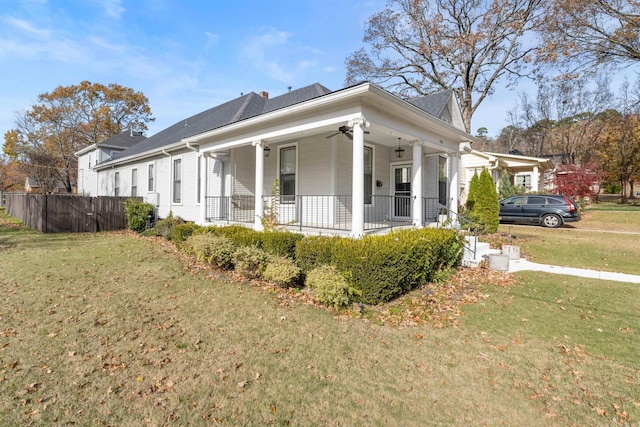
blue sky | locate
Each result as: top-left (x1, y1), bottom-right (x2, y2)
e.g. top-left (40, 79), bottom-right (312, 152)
top-left (1, 0), bottom-right (635, 141)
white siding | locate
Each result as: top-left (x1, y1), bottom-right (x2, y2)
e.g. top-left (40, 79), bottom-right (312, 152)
top-left (233, 145), bottom-right (255, 196)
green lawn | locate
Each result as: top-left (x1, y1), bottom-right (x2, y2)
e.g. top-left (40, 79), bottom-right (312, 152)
top-left (0, 210), bottom-right (638, 426)
top-left (495, 210), bottom-right (640, 274)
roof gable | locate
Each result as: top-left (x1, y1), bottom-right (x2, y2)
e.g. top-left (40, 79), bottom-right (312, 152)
top-left (408, 90), bottom-right (465, 131)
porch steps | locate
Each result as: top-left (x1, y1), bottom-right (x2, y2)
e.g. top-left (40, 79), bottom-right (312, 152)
top-left (461, 236), bottom-right (500, 268)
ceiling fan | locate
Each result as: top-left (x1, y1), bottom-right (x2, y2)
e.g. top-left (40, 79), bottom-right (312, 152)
top-left (325, 125), bottom-right (370, 140)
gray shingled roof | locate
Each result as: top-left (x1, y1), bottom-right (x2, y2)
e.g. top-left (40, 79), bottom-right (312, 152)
top-left (408, 89), bottom-right (453, 119)
top-left (97, 129), bottom-right (147, 149)
top-left (101, 83), bottom-right (456, 165)
top-left (108, 83), bottom-right (332, 162)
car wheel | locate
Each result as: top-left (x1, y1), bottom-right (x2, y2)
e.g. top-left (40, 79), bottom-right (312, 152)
top-left (542, 214), bottom-right (562, 228)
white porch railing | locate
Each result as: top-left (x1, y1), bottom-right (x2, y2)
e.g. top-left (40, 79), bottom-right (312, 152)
top-left (205, 195), bottom-right (418, 232)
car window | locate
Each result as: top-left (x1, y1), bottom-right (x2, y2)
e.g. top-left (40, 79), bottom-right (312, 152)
top-left (526, 196), bottom-right (546, 205)
top-left (505, 196), bottom-right (525, 205)
top-left (546, 197), bottom-right (564, 205)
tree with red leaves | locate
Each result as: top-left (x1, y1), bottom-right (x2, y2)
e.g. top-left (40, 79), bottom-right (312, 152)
top-left (552, 163), bottom-right (607, 200)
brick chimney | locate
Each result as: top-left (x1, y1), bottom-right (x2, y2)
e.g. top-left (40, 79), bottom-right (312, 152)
top-left (259, 91), bottom-right (269, 99)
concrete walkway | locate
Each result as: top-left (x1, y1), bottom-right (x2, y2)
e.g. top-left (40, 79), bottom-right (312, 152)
top-left (508, 258), bottom-right (640, 284)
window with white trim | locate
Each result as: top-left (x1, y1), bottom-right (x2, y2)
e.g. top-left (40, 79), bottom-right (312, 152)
top-left (515, 174), bottom-right (531, 190)
top-left (438, 156), bottom-right (448, 206)
top-left (148, 164), bottom-right (154, 192)
top-left (279, 146), bottom-right (296, 203)
top-left (364, 146), bottom-right (373, 204)
top-left (114, 172), bottom-right (120, 197)
top-left (197, 157), bottom-right (201, 204)
top-left (131, 169), bottom-right (137, 197)
top-left (173, 159), bottom-right (182, 203)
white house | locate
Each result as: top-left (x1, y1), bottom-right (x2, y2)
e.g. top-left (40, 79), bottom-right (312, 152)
top-left (460, 148), bottom-right (555, 202)
top-left (76, 82), bottom-right (473, 236)
top-left (75, 129), bottom-right (147, 196)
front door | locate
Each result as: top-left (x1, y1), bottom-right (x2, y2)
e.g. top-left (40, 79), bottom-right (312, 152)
top-left (393, 165), bottom-right (411, 218)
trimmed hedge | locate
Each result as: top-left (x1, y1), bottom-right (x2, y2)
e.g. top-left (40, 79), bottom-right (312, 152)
top-left (212, 225), bottom-right (263, 248)
top-left (297, 228), bottom-right (464, 304)
top-left (166, 223), bottom-right (464, 306)
top-left (262, 231), bottom-right (305, 259)
top-left (171, 222), bottom-right (202, 247)
top-left (183, 234), bottom-right (236, 269)
top-left (295, 235), bottom-right (340, 273)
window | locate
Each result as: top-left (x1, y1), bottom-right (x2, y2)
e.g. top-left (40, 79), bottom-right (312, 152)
top-left (131, 169), bottom-right (137, 197)
top-left (438, 156), bottom-right (448, 206)
top-left (279, 146), bottom-right (296, 203)
top-left (197, 157), bottom-right (201, 204)
top-left (114, 172), bottom-right (120, 197)
top-left (173, 159), bottom-right (182, 203)
top-left (364, 146), bottom-right (373, 204)
top-left (148, 164), bottom-right (154, 192)
top-left (88, 154), bottom-right (92, 168)
top-left (505, 196), bottom-right (524, 205)
top-left (515, 174), bottom-right (531, 190)
top-left (526, 196), bottom-right (545, 205)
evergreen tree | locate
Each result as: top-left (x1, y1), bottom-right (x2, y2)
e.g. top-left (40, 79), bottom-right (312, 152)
top-left (465, 172), bottom-right (480, 212)
top-left (466, 168), bottom-right (500, 233)
top-left (498, 173), bottom-right (525, 199)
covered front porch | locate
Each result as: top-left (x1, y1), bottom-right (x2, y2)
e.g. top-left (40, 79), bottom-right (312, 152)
top-left (183, 84), bottom-right (469, 236)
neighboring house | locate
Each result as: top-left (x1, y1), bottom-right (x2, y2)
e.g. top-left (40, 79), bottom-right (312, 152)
top-left (75, 129), bottom-right (147, 196)
top-left (460, 148), bottom-right (555, 202)
top-left (76, 82), bottom-right (473, 236)
top-left (25, 177), bottom-right (73, 194)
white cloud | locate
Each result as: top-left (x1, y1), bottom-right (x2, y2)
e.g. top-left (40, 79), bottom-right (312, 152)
top-left (2, 16), bottom-right (50, 37)
top-left (89, 36), bottom-right (125, 52)
top-left (205, 31), bottom-right (220, 46)
top-left (97, 0), bottom-right (125, 19)
top-left (239, 28), bottom-right (325, 84)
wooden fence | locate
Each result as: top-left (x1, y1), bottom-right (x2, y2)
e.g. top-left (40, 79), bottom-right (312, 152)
top-left (5, 194), bottom-right (135, 233)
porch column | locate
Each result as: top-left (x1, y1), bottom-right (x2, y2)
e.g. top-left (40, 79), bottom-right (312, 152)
top-left (199, 153), bottom-right (207, 224)
top-left (449, 153), bottom-right (460, 218)
top-left (411, 141), bottom-right (423, 227)
top-left (253, 140), bottom-right (265, 231)
top-left (350, 117), bottom-right (369, 237)
top-left (532, 165), bottom-right (540, 191)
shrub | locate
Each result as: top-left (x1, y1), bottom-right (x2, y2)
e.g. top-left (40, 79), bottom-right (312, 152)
top-left (263, 256), bottom-right (301, 287)
top-left (146, 213), bottom-right (184, 239)
top-left (233, 246), bottom-right (269, 279)
top-left (306, 265), bottom-right (360, 308)
top-left (262, 230), bottom-right (304, 259)
top-left (171, 222), bottom-right (201, 247)
top-left (295, 235), bottom-right (339, 273)
top-left (207, 236), bottom-right (237, 270)
top-left (213, 225), bottom-right (263, 248)
top-left (123, 198), bottom-right (154, 233)
top-left (183, 234), bottom-right (236, 269)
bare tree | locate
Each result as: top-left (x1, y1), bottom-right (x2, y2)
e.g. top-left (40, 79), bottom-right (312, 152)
top-left (540, 0), bottom-right (640, 71)
top-left (345, 0), bottom-right (545, 132)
